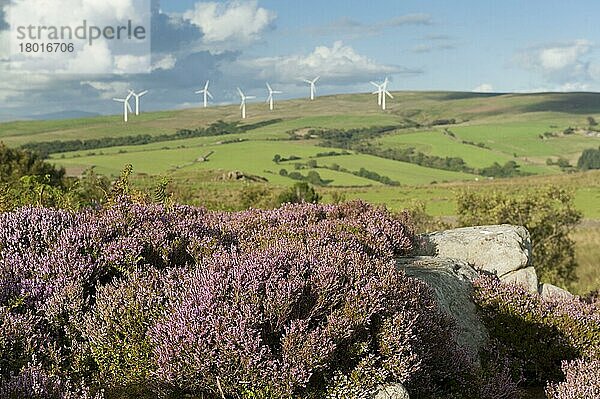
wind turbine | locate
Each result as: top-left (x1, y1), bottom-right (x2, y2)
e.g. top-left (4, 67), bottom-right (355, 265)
top-left (113, 91), bottom-right (133, 122)
top-left (195, 80), bottom-right (213, 108)
top-left (128, 89), bottom-right (148, 116)
top-left (381, 78), bottom-right (393, 110)
top-left (266, 82), bottom-right (282, 111)
top-left (370, 80), bottom-right (383, 106)
top-left (303, 76), bottom-right (320, 100)
top-left (237, 88), bottom-right (255, 119)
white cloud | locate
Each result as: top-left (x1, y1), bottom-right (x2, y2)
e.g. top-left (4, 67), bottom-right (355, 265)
top-left (516, 40), bottom-right (596, 85)
top-left (184, 0), bottom-right (275, 48)
top-left (80, 80), bottom-right (131, 99)
top-left (231, 41), bottom-right (419, 84)
top-left (5, 0), bottom-right (151, 74)
top-left (151, 54), bottom-right (177, 71)
top-left (538, 40), bottom-right (591, 71)
top-left (473, 83), bottom-right (493, 93)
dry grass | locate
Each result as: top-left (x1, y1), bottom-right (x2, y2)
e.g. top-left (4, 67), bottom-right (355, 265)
top-left (571, 221), bottom-right (600, 295)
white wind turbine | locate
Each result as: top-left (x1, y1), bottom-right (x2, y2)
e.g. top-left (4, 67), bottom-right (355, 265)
top-left (195, 80), bottom-right (213, 108)
top-left (113, 91), bottom-right (133, 122)
top-left (128, 89), bottom-right (148, 116)
top-left (266, 82), bottom-right (282, 111)
top-left (303, 76), bottom-right (320, 100)
top-left (370, 80), bottom-right (384, 106)
top-left (237, 88), bottom-right (255, 119)
top-left (381, 78), bottom-right (393, 110)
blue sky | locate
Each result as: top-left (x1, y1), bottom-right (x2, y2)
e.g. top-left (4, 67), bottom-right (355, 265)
top-left (1, 0), bottom-right (600, 120)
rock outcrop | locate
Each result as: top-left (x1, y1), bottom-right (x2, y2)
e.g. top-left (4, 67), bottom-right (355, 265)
top-left (397, 256), bottom-right (487, 357)
top-left (419, 224), bottom-right (539, 292)
top-left (386, 224), bottom-right (576, 399)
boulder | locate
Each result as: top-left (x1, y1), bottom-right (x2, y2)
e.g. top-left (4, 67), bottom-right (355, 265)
top-left (397, 256), bottom-right (488, 358)
top-left (540, 283), bottom-right (573, 300)
top-left (422, 225), bottom-right (531, 276)
top-left (375, 383), bottom-right (410, 399)
top-left (500, 266), bottom-right (538, 293)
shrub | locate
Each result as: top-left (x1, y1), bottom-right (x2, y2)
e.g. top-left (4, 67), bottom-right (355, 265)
top-left (84, 268), bottom-right (184, 396)
top-left (276, 182), bottom-right (321, 205)
top-left (457, 187), bottom-right (582, 287)
top-left (577, 147), bottom-right (600, 170)
top-left (545, 358), bottom-right (600, 399)
top-left (0, 200), bottom-right (518, 398)
top-left (473, 275), bottom-right (600, 386)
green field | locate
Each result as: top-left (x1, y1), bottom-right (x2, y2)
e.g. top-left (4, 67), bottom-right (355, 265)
top-left (2, 90), bottom-right (599, 294)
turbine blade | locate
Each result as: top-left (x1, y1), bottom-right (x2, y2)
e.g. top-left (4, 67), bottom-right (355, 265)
top-left (113, 98), bottom-right (124, 102)
top-left (273, 91), bottom-right (283, 94)
top-left (139, 90), bottom-right (148, 96)
top-left (370, 81), bottom-right (381, 88)
top-left (247, 96), bottom-right (256, 99)
top-left (127, 102), bottom-right (133, 113)
top-left (313, 76), bottom-right (320, 83)
top-left (303, 79), bottom-right (312, 84)
top-left (266, 82), bottom-right (272, 91)
top-left (386, 91), bottom-right (394, 99)
top-left (207, 91), bottom-right (213, 99)
top-left (266, 94), bottom-right (272, 103)
top-left (237, 87), bottom-right (243, 97)
top-left (204, 80), bottom-right (209, 90)
top-left (195, 90), bottom-right (202, 94)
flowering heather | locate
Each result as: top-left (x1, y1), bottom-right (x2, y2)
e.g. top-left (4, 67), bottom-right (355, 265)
top-left (473, 275), bottom-right (600, 385)
top-left (0, 199), bottom-right (517, 398)
top-left (545, 358), bottom-right (600, 399)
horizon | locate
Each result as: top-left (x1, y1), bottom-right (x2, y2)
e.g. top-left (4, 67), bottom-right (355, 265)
top-left (2, 1), bottom-right (600, 121)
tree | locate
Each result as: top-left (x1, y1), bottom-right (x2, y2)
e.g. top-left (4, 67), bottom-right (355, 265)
top-left (272, 154), bottom-right (282, 163)
top-left (0, 142), bottom-right (65, 185)
top-left (457, 187), bottom-right (582, 287)
top-left (276, 182), bottom-right (321, 205)
top-left (588, 116), bottom-right (597, 126)
top-left (577, 147), bottom-right (600, 170)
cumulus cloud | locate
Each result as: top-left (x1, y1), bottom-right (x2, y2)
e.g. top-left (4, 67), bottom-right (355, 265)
top-left (184, 0), bottom-right (275, 48)
top-left (516, 40), bottom-right (596, 85)
top-left (4, 0), bottom-right (151, 74)
top-left (229, 41), bottom-right (420, 85)
top-left (473, 83), bottom-right (494, 93)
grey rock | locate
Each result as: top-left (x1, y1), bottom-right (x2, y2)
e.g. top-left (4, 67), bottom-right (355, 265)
top-left (422, 225), bottom-right (531, 276)
top-left (375, 383), bottom-right (410, 399)
top-left (540, 283), bottom-right (573, 300)
top-left (397, 256), bottom-right (488, 358)
top-left (500, 266), bottom-right (539, 293)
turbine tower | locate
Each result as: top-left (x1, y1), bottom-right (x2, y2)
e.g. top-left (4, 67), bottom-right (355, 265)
top-left (370, 80), bottom-right (383, 106)
top-left (237, 88), bottom-right (255, 119)
top-left (195, 80), bottom-right (213, 108)
top-left (128, 89), bottom-right (148, 116)
top-left (266, 82), bottom-right (282, 111)
top-left (303, 76), bottom-right (320, 100)
top-left (113, 91), bottom-right (133, 122)
top-left (381, 78), bottom-right (393, 110)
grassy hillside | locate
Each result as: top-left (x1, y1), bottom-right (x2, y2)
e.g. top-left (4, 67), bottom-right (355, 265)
top-left (2, 90), bottom-right (599, 295)
top-left (2, 90), bottom-right (599, 192)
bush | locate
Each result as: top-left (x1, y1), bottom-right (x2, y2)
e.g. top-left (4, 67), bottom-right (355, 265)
top-left (0, 199), bottom-right (507, 398)
top-left (545, 358), bottom-right (600, 399)
top-left (457, 187), bottom-right (582, 287)
top-left (276, 182), bottom-right (321, 205)
top-left (577, 147), bottom-right (600, 170)
top-left (473, 275), bottom-right (600, 386)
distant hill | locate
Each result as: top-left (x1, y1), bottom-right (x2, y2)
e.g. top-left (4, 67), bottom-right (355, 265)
top-left (27, 110), bottom-right (102, 121)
